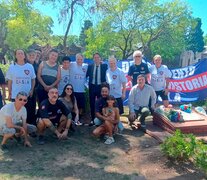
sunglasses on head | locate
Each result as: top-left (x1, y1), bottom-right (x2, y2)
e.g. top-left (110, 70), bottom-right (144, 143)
top-left (19, 98), bottom-right (27, 102)
top-left (66, 87), bottom-right (73, 90)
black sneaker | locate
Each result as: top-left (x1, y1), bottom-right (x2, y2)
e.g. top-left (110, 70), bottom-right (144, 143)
top-left (29, 132), bottom-right (37, 138)
top-left (70, 125), bottom-right (75, 132)
top-left (14, 135), bottom-right (22, 144)
top-left (89, 121), bottom-right (95, 126)
top-left (37, 135), bottom-right (45, 145)
top-left (140, 126), bottom-right (146, 133)
top-left (1, 144), bottom-right (9, 153)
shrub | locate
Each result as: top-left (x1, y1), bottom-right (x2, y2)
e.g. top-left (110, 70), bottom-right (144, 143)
top-left (194, 140), bottom-right (207, 173)
top-left (161, 130), bottom-right (197, 160)
top-left (161, 129), bottom-right (207, 174)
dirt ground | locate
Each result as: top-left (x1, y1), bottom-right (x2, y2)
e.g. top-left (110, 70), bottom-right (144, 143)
top-left (0, 116), bottom-right (206, 180)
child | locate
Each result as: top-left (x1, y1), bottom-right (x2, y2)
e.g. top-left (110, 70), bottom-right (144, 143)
top-left (102, 95), bottom-right (120, 145)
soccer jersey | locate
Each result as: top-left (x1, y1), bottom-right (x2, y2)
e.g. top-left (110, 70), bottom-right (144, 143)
top-left (106, 68), bottom-right (127, 98)
top-left (58, 67), bottom-right (70, 95)
top-left (128, 62), bottom-right (149, 85)
top-left (6, 63), bottom-right (36, 99)
top-left (38, 99), bottom-right (70, 121)
top-left (69, 62), bottom-right (88, 93)
top-left (149, 64), bottom-right (171, 91)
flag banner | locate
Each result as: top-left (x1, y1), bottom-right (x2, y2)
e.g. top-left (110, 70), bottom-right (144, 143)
top-left (168, 58), bottom-right (207, 103)
top-left (76, 56), bottom-right (207, 104)
top-left (115, 58), bottom-right (207, 104)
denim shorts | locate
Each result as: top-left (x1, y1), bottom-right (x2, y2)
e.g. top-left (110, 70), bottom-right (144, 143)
top-left (0, 124), bottom-right (37, 135)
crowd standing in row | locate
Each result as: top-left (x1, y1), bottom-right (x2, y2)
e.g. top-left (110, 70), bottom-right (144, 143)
top-left (0, 49), bottom-right (171, 152)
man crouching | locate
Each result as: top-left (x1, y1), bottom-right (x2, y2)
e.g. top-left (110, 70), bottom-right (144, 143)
top-left (0, 91), bottom-right (36, 152)
top-left (37, 88), bottom-right (72, 145)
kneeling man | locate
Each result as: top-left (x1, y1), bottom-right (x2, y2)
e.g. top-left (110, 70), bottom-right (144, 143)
top-left (0, 91), bottom-right (36, 152)
top-left (128, 75), bottom-right (156, 132)
top-left (37, 88), bottom-right (72, 145)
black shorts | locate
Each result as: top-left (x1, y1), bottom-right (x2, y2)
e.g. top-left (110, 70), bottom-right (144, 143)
top-left (155, 90), bottom-right (168, 101)
top-left (37, 115), bottom-right (62, 127)
top-left (115, 97), bottom-right (124, 114)
top-left (74, 92), bottom-right (85, 109)
top-left (50, 116), bottom-right (61, 127)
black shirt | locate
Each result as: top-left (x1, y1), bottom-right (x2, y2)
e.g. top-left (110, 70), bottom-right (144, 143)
top-left (38, 99), bottom-right (70, 120)
top-left (0, 68), bottom-right (5, 84)
top-left (128, 62), bottom-right (149, 86)
top-left (95, 97), bottom-right (117, 114)
top-left (95, 97), bottom-right (107, 114)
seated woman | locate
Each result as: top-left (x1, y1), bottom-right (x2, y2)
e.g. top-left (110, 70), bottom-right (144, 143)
top-left (59, 84), bottom-right (82, 126)
top-left (93, 95), bottom-right (120, 145)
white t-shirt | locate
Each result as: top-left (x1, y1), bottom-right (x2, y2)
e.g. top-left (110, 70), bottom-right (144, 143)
top-left (0, 102), bottom-right (27, 128)
top-left (58, 67), bottom-right (70, 95)
top-left (69, 62), bottom-right (88, 93)
top-left (149, 64), bottom-right (171, 91)
top-left (106, 68), bottom-right (127, 98)
top-left (6, 63), bottom-right (36, 99)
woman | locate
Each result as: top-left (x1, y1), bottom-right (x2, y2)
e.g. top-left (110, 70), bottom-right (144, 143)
top-left (6, 49), bottom-right (36, 125)
top-left (59, 84), bottom-right (82, 126)
top-left (37, 49), bottom-right (61, 105)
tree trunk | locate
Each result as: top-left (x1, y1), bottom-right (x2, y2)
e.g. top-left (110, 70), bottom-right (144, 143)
top-left (63, 0), bottom-right (79, 53)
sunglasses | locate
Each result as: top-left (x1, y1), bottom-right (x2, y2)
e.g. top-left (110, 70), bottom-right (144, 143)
top-left (19, 98), bottom-right (28, 102)
top-left (66, 87), bottom-right (73, 90)
top-left (135, 56), bottom-right (141, 58)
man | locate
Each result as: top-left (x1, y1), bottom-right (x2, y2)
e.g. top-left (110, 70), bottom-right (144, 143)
top-left (93, 84), bottom-right (124, 134)
top-left (0, 67), bottom-right (6, 109)
top-left (58, 56), bottom-right (71, 95)
top-left (0, 91), bottom-right (37, 152)
top-left (35, 49), bottom-right (42, 64)
top-left (106, 56), bottom-right (127, 115)
top-left (86, 53), bottom-right (107, 125)
top-left (26, 49), bottom-right (38, 126)
top-left (149, 55), bottom-right (171, 107)
top-left (37, 49), bottom-right (61, 105)
top-left (128, 75), bottom-right (156, 132)
top-left (128, 50), bottom-right (150, 86)
top-left (37, 88), bottom-right (72, 145)
top-left (69, 53), bottom-right (88, 120)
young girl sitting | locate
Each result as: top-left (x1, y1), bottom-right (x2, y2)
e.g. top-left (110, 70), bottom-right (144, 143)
top-left (102, 95), bottom-right (120, 144)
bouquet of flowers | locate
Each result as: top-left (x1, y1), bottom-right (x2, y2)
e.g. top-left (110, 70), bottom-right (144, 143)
top-left (180, 104), bottom-right (192, 113)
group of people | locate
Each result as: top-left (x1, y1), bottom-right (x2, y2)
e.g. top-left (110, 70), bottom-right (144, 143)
top-left (0, 48), bottom-right (171, 152)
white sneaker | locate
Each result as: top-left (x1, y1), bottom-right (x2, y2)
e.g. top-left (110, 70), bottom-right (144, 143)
top-left (104, 137), bottom-right (115, 145)
top-left (104, 134), bottom-right (109, 140)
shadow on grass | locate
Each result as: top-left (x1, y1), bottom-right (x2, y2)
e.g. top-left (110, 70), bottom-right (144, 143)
top-left (163, 159), bottom-right (206, 179)
top-left (0, 126), bottom-right (145, 179)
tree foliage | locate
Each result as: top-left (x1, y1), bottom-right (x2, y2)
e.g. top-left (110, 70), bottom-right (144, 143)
top-left (186, 18), bottom-right (205, 53)
top-left (0, 0), bottom-right (53, 61)
top-left (204, 35), bottom-right (207, 45)
top-left (85, 19), bottom-right (115, 59)
top-left (86, 0), bottom-right (193, 63)
top-left (41, 0), bottom-right (94, 53)
top-left (79, 20), bottom-right (93, 48)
